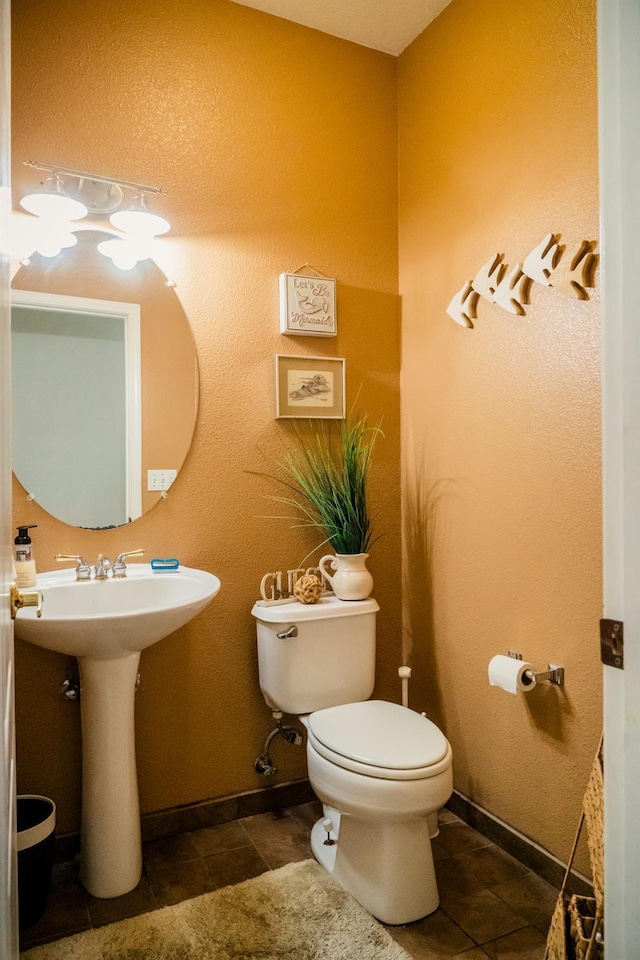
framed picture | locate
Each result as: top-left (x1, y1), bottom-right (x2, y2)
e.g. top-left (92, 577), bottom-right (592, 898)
top-left (275, 354), bottom-right (345, 419)
top-left (279, 272), bottom-right (337, 336)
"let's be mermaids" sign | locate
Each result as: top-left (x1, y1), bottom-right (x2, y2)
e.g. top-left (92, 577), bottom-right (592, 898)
top-left (279, 272), bottom-right (337, 337)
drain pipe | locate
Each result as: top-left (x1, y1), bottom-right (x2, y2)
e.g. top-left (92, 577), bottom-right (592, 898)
top-left (254, 710), bottom-right (304, 777)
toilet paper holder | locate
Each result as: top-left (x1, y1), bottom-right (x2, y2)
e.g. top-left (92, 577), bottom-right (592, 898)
top-left (507, 651), bottom-right (565, 686)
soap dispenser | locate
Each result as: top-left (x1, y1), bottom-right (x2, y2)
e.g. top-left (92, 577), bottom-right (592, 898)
top-left (14, 525), bottom-right (38, 588)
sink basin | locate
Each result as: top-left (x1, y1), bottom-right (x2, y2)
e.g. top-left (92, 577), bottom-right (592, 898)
top-left (13, 561), bottom-right (221, 899)
top-left (14, 563), bottom-right (221, 659)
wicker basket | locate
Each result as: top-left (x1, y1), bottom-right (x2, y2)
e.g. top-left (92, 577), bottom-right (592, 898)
top-left (569, 895), bottom-right (604, 960)
top-left (545, 893), bottom-right (569, 960)
top-left (582, 752), bottom-right (604, 914)
top-left (545, 737), bottom-right (604, 960)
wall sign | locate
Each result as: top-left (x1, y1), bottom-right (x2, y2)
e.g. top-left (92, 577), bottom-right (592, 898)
top-left (446, 234), bottom-right (599, 329)
top-left (279, 272), bottom-right (337, 337)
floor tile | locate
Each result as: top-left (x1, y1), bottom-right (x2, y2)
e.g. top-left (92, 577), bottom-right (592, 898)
top-left (237, 780), bottom-right (315, 818)
top-left (442, 889), bottom-right (527, 944)
top-left (142, 832), bottom-right (201, 875)
top-left (388, 908), bottom-right (475, 959)
top-left (439, 808), bottom-right (459, 824)
top-left (205, 845), bottom-right (271, 887)
top-left (147, 858), bottom-right (218, 908)
top-left (449, 950), bottom-right (491, 959)
top-left (456, 844), bottom-right (530, 888)
top-left (188, 820), bottom-right (251, 857)
top-left (254, 829), bottom-right (312, 869)
top-left (285, 799), bottom-right (323, 830)
top-left (439, 821), bottom-right (493, 857)
top-left (239, 809), bottom-right (304, 843)
top-left (142, 799), bottom-right (238, 843)
top-left (24, 799), bottom-right (555, 956)
top-left (435, 854), bottom-right (490, 906)
top-left (431, 835), bottom-right (450, 862)
top-left (86, 875), bottom-right (157, 927)
top-left (491, 872), bottom-right (558, 935)
top-left (481, 925), bottom-right (547, 959)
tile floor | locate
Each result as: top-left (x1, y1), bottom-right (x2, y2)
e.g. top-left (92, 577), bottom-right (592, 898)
top-left (20, 803), bottom-right (556, 958)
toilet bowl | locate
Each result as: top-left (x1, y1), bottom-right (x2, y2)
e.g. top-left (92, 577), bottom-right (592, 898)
top-left (305, 699), bottom-right (453, 924)
top-left (251, 596), bottom-right (453, 925)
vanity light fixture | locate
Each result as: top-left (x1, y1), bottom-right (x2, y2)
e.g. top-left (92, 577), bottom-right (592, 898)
top-left (20, 161), bottom-right (170, 268)
top-left (20, 173), bottom-right (89, 222)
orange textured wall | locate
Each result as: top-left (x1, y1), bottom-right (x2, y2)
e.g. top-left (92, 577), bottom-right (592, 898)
top-left (11, 0), bottom-right (401, 834)
top-left (398, 0), bottom-right (601, 864)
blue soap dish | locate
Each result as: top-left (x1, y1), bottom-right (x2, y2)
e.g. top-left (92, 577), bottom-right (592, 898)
top-left (150, 558), bottom-right (180, 572)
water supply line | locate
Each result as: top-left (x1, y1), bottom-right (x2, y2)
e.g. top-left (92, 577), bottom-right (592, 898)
top-left (254, 710), bottom-right (304, 777)
top-left (399, 665), bottom-right (411, 707)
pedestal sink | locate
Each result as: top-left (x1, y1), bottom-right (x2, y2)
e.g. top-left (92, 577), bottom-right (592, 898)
top-left (13, 563), bottom-right (221, 898)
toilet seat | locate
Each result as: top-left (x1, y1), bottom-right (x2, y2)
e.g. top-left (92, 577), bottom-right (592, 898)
top-left (307, 700), bottom-right (451, 781)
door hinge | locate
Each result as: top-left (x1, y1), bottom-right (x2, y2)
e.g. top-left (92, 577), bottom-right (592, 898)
top-left (600, 618), bottom-right (624, 669)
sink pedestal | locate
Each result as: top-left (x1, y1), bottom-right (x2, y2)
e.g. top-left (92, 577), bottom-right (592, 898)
top-left (78, 652), bottom-right (142, 898)
top-left (13, 564), bottom-right (221, 898)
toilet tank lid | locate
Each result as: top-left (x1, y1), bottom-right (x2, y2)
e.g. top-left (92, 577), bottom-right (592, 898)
top-left (251, 595), bottom-right (379, 622)
top-left (308, 700), bottom-right (449, 770)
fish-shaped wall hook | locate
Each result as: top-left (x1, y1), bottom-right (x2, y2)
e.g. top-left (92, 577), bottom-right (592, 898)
top-left (472, 254), bottom-right (505, 302)
top-left (549, 240), bottom-right (599, 300)
top-left (446, 280), bottom-right (479, 328)
top-left (492, 263), bottom-right (531, 315)
top-left (522, 233), bottom-right (562, 286)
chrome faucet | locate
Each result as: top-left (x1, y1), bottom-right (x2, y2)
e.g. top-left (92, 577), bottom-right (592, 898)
top-left (112, 549), bottom-right (145, 578)
top-left (55, 550), bottom-right (145, 580)
top-left (55, 554), bottom-right (92, 581)
top-left (94, 555), bottom-right (112, 580)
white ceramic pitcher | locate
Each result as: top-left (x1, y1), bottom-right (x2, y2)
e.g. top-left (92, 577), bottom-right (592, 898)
top-left (318, 553), bottom-right (373, 601)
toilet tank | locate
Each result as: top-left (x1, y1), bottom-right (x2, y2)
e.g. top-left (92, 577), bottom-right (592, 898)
top-left (251, 595), bottom-right (378, 715)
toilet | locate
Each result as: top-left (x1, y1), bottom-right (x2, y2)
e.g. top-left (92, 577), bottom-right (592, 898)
top-left (251, 594), bottom-right (453, 925)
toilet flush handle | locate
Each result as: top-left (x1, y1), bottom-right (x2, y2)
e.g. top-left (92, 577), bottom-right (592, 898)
top-left (277, 625), bottom-right (298, 640)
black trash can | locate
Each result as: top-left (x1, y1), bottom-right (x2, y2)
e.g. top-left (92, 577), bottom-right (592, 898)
top-left (17, 795), bottom-right (56, 930)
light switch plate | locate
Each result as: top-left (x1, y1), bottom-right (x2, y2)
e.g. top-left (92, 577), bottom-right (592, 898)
top-left (147, 469), bottom-right (177, 491)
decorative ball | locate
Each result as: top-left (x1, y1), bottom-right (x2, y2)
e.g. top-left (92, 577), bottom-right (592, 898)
top-left (294, 574), bottom-right (323, 604)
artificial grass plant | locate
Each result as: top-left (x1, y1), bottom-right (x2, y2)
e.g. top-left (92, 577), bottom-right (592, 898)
top-left (268, 414), bottom-right (383, 556)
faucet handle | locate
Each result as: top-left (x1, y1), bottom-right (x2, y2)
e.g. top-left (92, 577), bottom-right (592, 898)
top-left (11, 584), bottom-right (44, 619)
top-left (112, 549), bottom-right (145, 578)
top-left (55, 554), bottom-right (92, 581)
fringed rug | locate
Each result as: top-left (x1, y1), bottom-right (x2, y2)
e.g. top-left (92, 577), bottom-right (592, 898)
top-left (22, 859), bottom-right (411, 960)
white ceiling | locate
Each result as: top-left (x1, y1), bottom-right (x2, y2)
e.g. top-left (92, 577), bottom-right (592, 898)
top-left (229, 0), bottom-right (452, 56)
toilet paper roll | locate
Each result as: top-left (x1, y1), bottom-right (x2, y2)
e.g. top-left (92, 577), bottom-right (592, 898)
top-left (488, 655), bottom-right (536, 695)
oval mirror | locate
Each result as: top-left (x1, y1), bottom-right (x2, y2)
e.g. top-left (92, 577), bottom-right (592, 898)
top-left (11, 230), bottom-right (199, 529)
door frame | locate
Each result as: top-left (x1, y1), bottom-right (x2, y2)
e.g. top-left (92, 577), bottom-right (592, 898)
top-left (0, 0), bottom-right (18, 952)
top-left (598, 0), bottom-right (640, 955)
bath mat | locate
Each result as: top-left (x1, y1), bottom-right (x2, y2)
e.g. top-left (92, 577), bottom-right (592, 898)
top-left (21, 859), bottom-right (411, 960)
